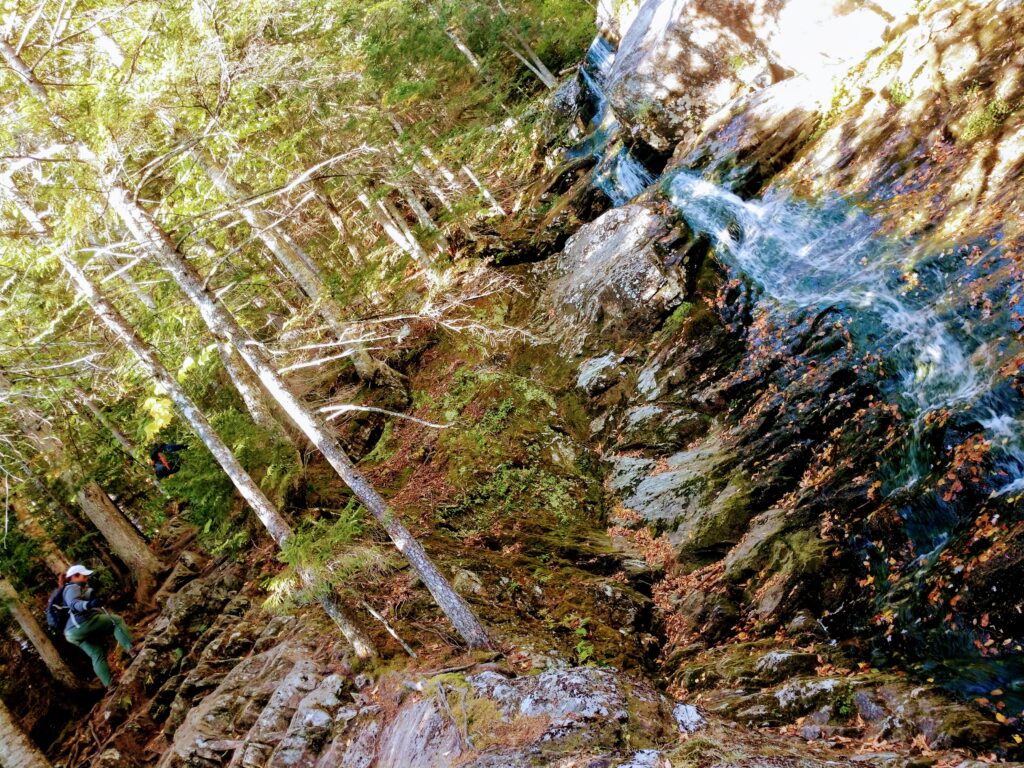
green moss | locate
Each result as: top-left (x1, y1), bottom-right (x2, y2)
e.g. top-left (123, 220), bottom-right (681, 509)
top-left (960, 98), bottom-right (1012, 142)
top-left (810, 82), bottom-right (853, 142)
top-left (661, 301), bottom-right (694, 337)
top-left (888, 79), bottom-right (911, 106)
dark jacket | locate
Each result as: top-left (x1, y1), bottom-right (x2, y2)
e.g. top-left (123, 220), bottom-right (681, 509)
top-left (62, 582), bottom-right (98, 630)
top-left (151, 443), bottom-right (188, 479)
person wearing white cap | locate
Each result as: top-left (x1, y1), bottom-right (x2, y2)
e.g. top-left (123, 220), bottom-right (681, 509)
top-left (62, 565), bottom-right (135, 686)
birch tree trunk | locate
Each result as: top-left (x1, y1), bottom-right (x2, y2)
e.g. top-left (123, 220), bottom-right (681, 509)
top-left (311, 181), bottom-right (364, 265)
top-left (501, 32), bottom-right (557, 89)
top-left (196, 153), bottom-right (324, 283)
top-left (55, 248), bottom-right (375, 659)
top-left (105, 185), bottom-right (491, 650)
top-left (0, 578), bottom-right (81, 689)
top-left (0, 373), bottom-right (163, 597)
top-left (0, 699), bottom-right (52, 768)
top-left (395, 181), bottom-right (450, 253)
top-left (4, 39), bottom-right (488, 650)
top-left (357, 188), bottom-right (437, 279)
top-left (195, 154), bottom-right (408, 390)
top-left (75, 387), bottom-right (137, 456)
top-left (216, 343), bottom-right (285, 436)
top-left (462, 165), bottom-right (506, 216)
top-left (420, 146), bottom-right (466, 194)
top-left (426, 5), bottom-right (480, 70)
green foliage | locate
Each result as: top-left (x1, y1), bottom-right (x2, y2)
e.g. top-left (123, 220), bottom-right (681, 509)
top-left (265, 506), bottom-right (394, 612)
top-left (160, 410), bottom-right (301, 553)
top-left (887, 80), bottom-right (911, 106)
top-left (141, 392), bottom-right (175, 444)
top-left (0, 530), bottom-right (49, 595)
top-left (833, 684), bottom-right (856, 720)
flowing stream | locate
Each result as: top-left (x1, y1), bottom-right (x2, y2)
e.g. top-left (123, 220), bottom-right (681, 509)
top-left (663, 172), bottom-right (1024, 707)
top-left (577, 36), bottom-right (657, 206)
top-left (666, 172), bottom-right (1024, 507)
top-left (574, 29), bottom-right (1024, 714)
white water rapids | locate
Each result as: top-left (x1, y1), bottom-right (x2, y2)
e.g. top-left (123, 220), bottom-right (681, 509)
top-left (667, 171), bottom-right (1024, 498)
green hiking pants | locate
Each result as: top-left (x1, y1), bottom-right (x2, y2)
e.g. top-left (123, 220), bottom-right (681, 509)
top-left (65, 612), bottom-right (133, 687)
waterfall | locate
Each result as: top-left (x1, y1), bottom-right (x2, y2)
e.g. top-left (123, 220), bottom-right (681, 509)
top-left (584, 36), bottom-right (615, 83)
top-left (667, 171), bottom-right (1024, 510)
top-left (575, 35), bottom-right (656, 205)
top-left (595, 147), bottom-right (657, 206)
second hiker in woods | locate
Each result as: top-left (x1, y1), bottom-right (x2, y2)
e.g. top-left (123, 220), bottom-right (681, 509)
top-left (150, 441), bottom-right (188, 480)
top-left (62, 565), bottom-right (136, 687)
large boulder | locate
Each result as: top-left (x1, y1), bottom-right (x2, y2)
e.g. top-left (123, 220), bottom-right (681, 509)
top-left (605, 0), bottom-right (912, 148)
top-left (543, 204), bottom-right (684, 354)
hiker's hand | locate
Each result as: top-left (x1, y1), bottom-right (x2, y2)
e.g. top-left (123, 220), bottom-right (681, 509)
top-left (86, 598), bottom-right (102, 609)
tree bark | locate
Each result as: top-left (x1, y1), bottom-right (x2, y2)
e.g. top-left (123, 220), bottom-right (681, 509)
top-left (105, 185), bottom-right (491, 650)
top-left (196, 153), bottom-right (325, 286)
top-left (462, 165), bottom-right (505, 216)
top-left (311, 181), bottom-right (364, 265)
top-left (0, 577), bottom-right (81, 689)
top-left (318, 592), bottom-right (377, 661)
top-left (0, 39), bottom-right (48, 102)
top-left (75, 387), bottom-right (137, 456)
top-left (75, 481), bottom-right (161, 598)
top-left (10, 497), bottom-right (69, 577)
top-left (4, 38), bottom-right (487, 650)
top-left (54, 247), bottom-right (375, 657)
top-left (216, 343), bottom-right (285, 436)
top-left (501, 32), bottom-right (557, 89)
top-left (12, 455), bottom-right (129, 585)
top-left (0, 699), bottom-right (52, 768)
top-left (58, 252), bottom-right (296, 550)
top-left (357, 188), bottom-right (437, 280)
top-left (0, 373), bottom-right (163, 597)
top-left (196, 153), bottom-right (409, 388)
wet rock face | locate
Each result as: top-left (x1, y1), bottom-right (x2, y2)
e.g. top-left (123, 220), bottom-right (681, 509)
top-left (606, 0), bottom-right (907, 148)
top-left (544, 204), bottom-right (684, 354)
top-left (606, 0), bottom-right (781, 149)
top-left (675, 643), bottom-right (999, 749)
top-left (156, 633), bottom-right (690, 768)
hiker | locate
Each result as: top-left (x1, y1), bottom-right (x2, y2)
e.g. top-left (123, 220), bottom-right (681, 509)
top-left (62, 565), bottom-right (135, 687)
top-left (150, 441), bottom-right (188, 480)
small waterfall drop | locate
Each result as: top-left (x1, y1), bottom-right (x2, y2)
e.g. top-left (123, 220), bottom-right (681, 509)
top-left (595, 147), bottom-right (657, 206)
top-left (575, 35), bottom-right (656, 205)
top-left (667, 171), bottom-right (1024, 509)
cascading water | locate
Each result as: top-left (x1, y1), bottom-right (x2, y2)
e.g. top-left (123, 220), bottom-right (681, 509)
top-left (666, 170), bottom-right (1024, 706)
top-left (574, 35), bottom-right (657, 206)
top-left (666, 170), bottom-right (1024, 539)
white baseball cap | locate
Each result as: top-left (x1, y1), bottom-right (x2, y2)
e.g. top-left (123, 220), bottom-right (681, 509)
top-left (66, 564), bottom-right (95, 578)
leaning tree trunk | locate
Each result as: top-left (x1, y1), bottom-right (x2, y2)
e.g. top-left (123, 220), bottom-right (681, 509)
top-left (12, 455), bottom-right (129, 584)
top-left (51, 246), bottom-right (375, 659)
top-left (311, 180), bottom-right (364, 265)
top-left (4, 38), bottom-right (490, 650)
top-left (75, 387), bottom-right (137, 456)
top-left (195, 153), bottom-right (408, 391)
top-left (75, 481), bottom-right (162, 597)
top-left (0, 578), bottom-right (81, 689)
top-left (216, 343), bottom-right (290, 439)
top-left (10, 496), bottom-right (69, 577)
top-left (0, 373), bottom-right (163, 598)
top-left (0, 699), bottom-right (52, 768)
top-left (105, 184), bottom-right (492, 650)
